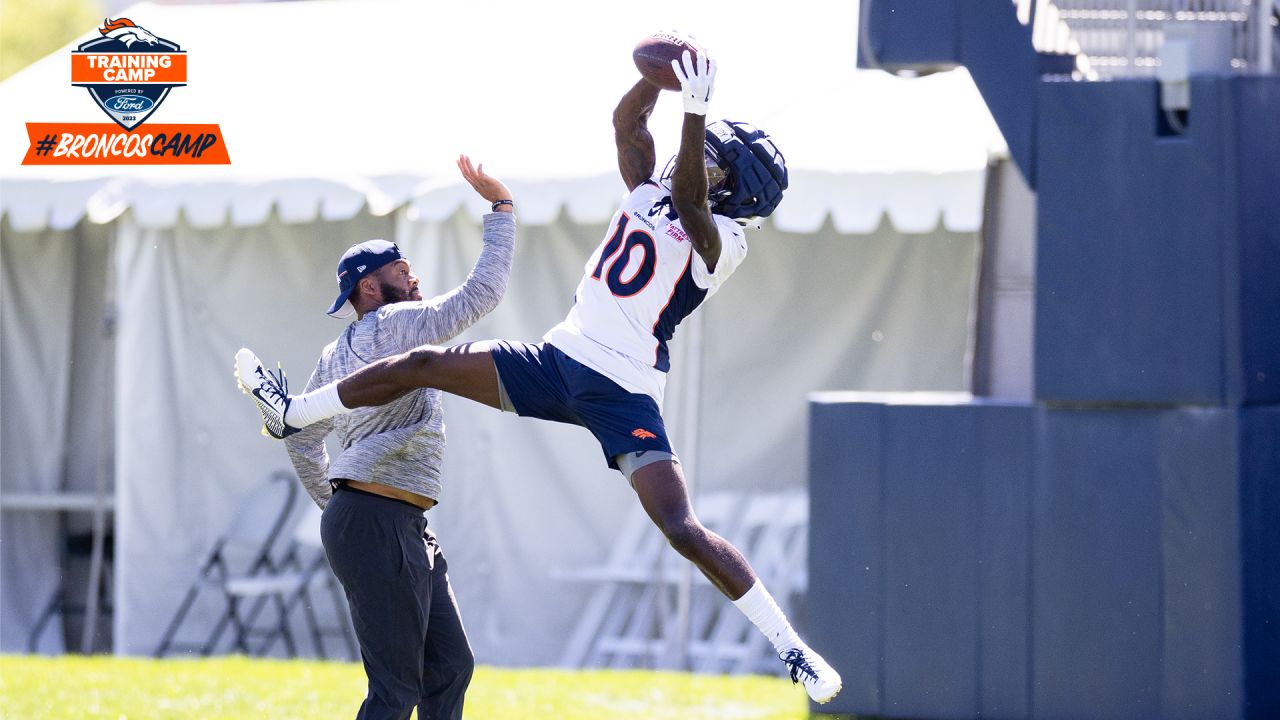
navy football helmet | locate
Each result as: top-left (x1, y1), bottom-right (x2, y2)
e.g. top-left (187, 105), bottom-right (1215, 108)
top-left (661, 120), bottom-right (788, 225)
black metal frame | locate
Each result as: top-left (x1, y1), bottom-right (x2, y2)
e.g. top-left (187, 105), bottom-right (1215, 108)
top-left (232, 535), bottom-right (358, 661)
top-left (153, 471), bottom-right (298, 657)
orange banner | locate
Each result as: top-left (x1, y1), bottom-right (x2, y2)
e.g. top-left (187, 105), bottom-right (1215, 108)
top-left (71, 53), bottom-right (187, 84)
top-left (22, 123), bottom-right (229, 165)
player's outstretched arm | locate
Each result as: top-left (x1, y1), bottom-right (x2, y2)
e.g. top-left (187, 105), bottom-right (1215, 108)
top-left (669, 51), bottom-right (721, 271)
top-left (614, 79), bottom-right (660, 191)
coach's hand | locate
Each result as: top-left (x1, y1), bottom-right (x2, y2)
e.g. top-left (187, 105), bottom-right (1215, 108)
top-left (458, 154), bottom-right (514, 213)
top-left (672, 50), bottom-right (715, 116)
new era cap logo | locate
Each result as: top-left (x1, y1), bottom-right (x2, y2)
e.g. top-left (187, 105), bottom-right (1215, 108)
top-left (357, 264), bottom-right (367, 272)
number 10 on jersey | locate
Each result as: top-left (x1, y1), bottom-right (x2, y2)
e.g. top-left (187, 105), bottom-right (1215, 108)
top-left (592, 215), bottom-right (656, 298)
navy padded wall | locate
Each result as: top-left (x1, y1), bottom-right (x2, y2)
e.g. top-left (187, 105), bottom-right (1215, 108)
top-left (808, 398), bottom-right (1033, 718)
top-left (1035, 77), bottom-right (1280, 405)
top-left (974, 406), bottom-right (1035, 718)
top-left (1032, 408), bottom-right (1242, 720)
top-left (1242, 406), bottom-right (1280, 718)
top-left (880, 405), bottom-right (983, 718)
top-left (809, 399), bottom-right (1268, 719)
top-left (808, 400), bottom-right (883, 713)
top-left (1160, 409), bottom-right (1248, 718)
top-left (1233, 80), bottom-right (1280, 406)
top-left (1032, 410), bottom-right (1166, 718)
top-left (1035, 79), bottom-right (1230, 404)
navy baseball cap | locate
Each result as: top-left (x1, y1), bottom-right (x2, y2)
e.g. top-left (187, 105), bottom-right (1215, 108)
top-left (327, 239), bottom-right (403, 317)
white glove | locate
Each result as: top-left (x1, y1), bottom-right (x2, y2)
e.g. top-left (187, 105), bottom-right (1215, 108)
top-left (671, 50), bottom-right (715, 116)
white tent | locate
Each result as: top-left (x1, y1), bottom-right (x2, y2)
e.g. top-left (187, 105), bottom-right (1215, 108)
top-left (0, 0), bottom-right (1005, 662)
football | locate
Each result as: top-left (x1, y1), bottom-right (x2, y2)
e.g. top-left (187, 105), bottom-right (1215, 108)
top-left (632, 32), bottom-right (703, 91)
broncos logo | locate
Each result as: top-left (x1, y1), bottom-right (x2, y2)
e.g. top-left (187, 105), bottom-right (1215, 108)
top-left (99, 18), bottom-right (159, 48)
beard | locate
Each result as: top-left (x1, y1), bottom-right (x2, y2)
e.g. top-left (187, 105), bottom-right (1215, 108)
top-left (378, 281), bottom-right (418, 304)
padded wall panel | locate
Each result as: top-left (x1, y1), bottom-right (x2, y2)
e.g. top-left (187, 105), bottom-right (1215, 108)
top-left (809, 398), bottom-right (1273, 719)
top-left (882, 405), bottom-right (982, 718)
top-left (1034, 77), bottom-right (1280, 405)
top-left (1032, 410), bottom-right (1166, 718)
top-left (809, 400), bottom-right (884, 713)
top-left (1158, 409), bottom-right (1244, 719)
top-left (1233, 80), bottom-right (1280, 405)
top-left (808, 396), bottom-right (1033, 718)
top-left (975, 406), bottom-right (1034, 717)
top-left (1241, 406), bottom-right (1280, 718)
top-left (1035, 79), bottom-right (1229, 404)
top-left (1031, 409), bottom-right (1245, 719)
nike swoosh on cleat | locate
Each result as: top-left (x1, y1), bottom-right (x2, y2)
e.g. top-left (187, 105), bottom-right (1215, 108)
top-left (251, 391), bottom-right (289, 438)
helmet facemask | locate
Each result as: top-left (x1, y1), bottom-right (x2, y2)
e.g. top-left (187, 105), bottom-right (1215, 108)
top-left (659, 144), bottom-right (734, 207)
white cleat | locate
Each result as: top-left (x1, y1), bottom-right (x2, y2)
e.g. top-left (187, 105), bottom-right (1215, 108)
top-left (780, 645), bottom-right (842, 704)
top-left (234, 347), bottom-right (298, 439)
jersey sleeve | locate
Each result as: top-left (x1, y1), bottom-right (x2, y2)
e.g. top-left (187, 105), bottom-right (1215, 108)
top-left (690, 217), bottom-right (748, 297)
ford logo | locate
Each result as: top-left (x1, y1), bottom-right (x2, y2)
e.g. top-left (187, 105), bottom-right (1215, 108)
top-left (105, 95), bottom-right (154, 113)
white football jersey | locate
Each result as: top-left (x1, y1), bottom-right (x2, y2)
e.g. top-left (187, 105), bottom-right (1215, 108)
top-left (544, 180), bottom-right (748, 407)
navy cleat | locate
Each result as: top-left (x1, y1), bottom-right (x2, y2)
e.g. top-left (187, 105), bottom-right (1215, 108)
top-left (234, 348), bottom-right (299, 439)
top-left (780, 645), bottom-right (842, 704)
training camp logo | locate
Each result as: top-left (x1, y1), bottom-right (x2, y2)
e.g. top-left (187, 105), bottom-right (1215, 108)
top-left (21, 17), bottom-right (229, 165)
top-left (75, 18), bottom-right (182, 130)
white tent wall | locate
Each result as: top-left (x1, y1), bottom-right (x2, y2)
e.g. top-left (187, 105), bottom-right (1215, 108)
top-left (1, 220), bottom-right (113, 653)
top-left (2, 225), bottom-right (75, 653)
top-left (112, 211), bottom-right (394, 654)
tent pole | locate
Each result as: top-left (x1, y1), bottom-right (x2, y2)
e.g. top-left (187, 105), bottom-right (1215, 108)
top-left (80, 247), bottom-right (116, 654)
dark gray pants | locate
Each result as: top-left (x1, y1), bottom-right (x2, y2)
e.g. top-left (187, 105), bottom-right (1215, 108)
top-left (321, 485), bottom-right (473, 720)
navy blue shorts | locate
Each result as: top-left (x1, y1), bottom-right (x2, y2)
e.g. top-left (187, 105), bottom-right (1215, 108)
top-left (488, 341), bottom-right (672, 469)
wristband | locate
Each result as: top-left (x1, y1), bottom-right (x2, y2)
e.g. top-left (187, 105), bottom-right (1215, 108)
top-left (491, 199), bottom-right (514, 212)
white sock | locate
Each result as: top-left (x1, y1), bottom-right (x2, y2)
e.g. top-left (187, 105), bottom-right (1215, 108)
top-left (732, 580), bottom-right (803, 653)
top-left (285, 382), bottom-right (350, 427)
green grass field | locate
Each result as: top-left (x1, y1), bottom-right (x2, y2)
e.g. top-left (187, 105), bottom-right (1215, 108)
top-left (0, 655), bottom-right (811, 719)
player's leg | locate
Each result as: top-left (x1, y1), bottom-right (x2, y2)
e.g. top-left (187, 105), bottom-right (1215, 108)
top-left (234, 342), bottom-right (505, 437)
top-left (628, 458), bottom-right (843, 704)
top-left (417, 530), bottom-right (473, 720)
top-left (318, 339), bottom-right (585, 432)
top-left (334, 342), bottom-right (502, 410)
top-left (628, 459), bottom-right (755, 597)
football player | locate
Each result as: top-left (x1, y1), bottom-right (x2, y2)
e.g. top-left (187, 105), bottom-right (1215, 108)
top-left (237, 51), bottom-right (841, 704)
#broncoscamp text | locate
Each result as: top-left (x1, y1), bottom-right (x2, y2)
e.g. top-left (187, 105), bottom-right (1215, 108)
top-left (48, 131), bottom-right (220, 159)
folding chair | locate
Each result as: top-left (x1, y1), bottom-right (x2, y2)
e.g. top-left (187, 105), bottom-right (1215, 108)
top-left (557, 490), bottom-right (810, 675)
top-left (222, 502), bottom-right (358, 660)
top-left (691, 491), bottom-right (809, 675)
top-left (555, 492), bottom-right (746, 669)
top-left (153, 471), bottom-right (297, 657)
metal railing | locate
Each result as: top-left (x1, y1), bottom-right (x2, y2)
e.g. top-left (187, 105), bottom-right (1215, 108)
top-left (1013, 0), bottom-right (1276, 78)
